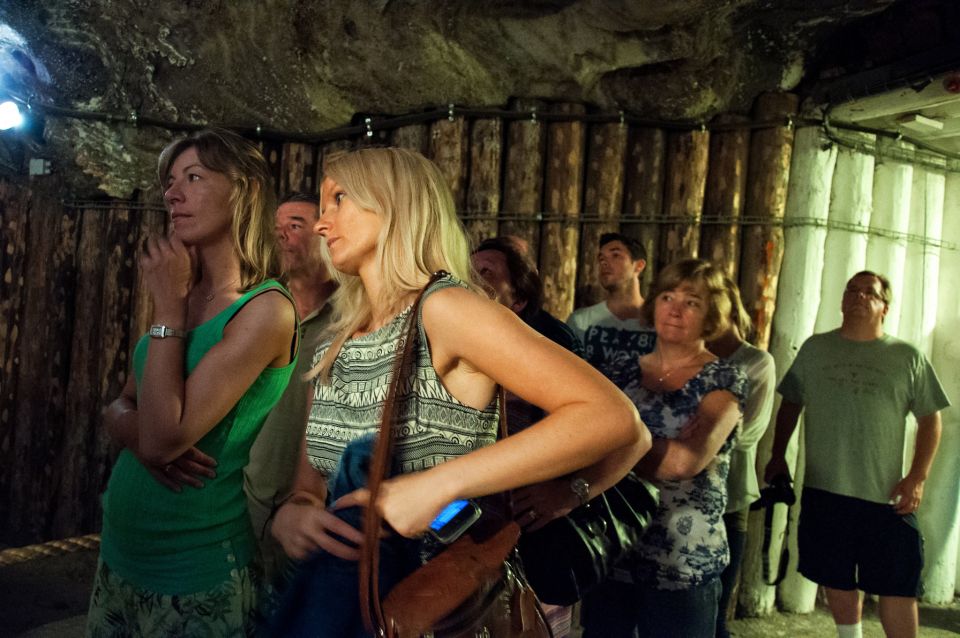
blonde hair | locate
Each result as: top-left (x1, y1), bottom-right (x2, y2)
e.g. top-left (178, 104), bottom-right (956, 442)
top-left (722, 276), bottom-right (752, 339)
top-left (158, 128), bottom-right (279, 290)
top-left (314, 147), bottom-right (481, 380)
top-left (641, 258), bottom-right (731, 341)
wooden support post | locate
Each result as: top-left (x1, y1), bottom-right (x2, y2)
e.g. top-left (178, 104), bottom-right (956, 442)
top-left (865, 139), bottom-right (914, 337)
top-left (258, 140), bottom-right (284, 197)
top-left (8, 198), bottom-right (80, 543)
top-left (622, 128), bottom-right (666, 294)
top-left (740, 126), bottom-right (837, 617)
top-left (281, 142), bottom-right (320, 196)
top-left (55, 206), bottom-right (141, 537)
top-left (898, 166), bottom-right (944, 353)
top-left (659, 129), bottom-right (709, 271)
top-left (540, 103), bottom-right (586, 319)
top-left (576, 122), bottom-right (628, 307)
top-left (501, 100), bottom-right (546, 259)
top-left (464, 118), bottom-right (503, 248)
top-left (0, 180), bottom-right (31, 537)
top-left (923, 171), bottom-right (960, 603)
top-left (700, 115), bottom-right (750, 277)
top-left (390, 124), bottom-right (430, 154)
top-left (768, 125), bottom-right (838, 617)
top-left (429, 116), bottom-right (470, 214)
top-left (128, 207), bottom-right (167, 364)
top-left (814, 133), bottom-right (875, 335)
top-left (737, 92), bottom-right (799, 350)
top-left (315, 140), bottom-right (354, 188)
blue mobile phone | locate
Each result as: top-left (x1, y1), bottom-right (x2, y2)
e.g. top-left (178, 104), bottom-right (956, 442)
top-left (428, 499), bottom-right (482, 544)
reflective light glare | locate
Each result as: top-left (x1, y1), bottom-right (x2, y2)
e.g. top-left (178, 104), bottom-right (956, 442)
top-left (0, 100), bottom-right (23, 130)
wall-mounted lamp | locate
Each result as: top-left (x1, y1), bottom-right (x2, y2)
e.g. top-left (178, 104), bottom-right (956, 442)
top-left (0, 99), bottom-right (23, 130)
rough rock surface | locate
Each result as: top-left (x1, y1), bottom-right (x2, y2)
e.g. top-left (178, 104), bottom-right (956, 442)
top-left (0, 0), bottom-right (899, 197)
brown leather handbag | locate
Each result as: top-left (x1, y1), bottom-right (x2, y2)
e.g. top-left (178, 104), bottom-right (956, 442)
top-left (358, 272), bottom-right (552, 638)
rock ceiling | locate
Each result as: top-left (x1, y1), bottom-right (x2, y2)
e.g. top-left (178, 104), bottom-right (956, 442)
top-left (0, 0), bottom-right (938, 197)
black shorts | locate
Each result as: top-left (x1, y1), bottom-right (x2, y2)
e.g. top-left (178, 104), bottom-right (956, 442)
top-left (797, 487), bottom-right (923, 597)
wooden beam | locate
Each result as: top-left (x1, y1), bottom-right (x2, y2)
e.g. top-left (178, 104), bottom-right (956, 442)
top-left (390, 124), bottom-right (430, 155)
top-left (659, 129), bottom-right (709, 270)
top-left (281, 143), bottom-right (320, 196)
top-left (8, 197), bottom-right (80, 543)
top-left (429, 116), bottom-right (470, 214)
top-left (577, 122), bottom-right (628, 307)
top-left (700, 114), bottom-right (749, 278)
top-left (622, 128), bottom-right (666, 294)
top-left (500, 99), bottom-right (546, 257)
top-left (0, 179), bottom-right (30, 539)
top-left (540, 103), bottom-right (586, 319)
top-left (738, 92), bottom-right (799, 350)
top-left (464, 118), bottom-right (503, 248)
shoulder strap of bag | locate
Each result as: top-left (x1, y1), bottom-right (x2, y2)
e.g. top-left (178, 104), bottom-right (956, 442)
top-left (359, 271), bottom-right (441, 634)
top-left (359, 272), bottom-right (510, 635)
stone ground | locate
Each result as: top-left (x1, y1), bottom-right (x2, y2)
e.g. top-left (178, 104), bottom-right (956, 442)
top-left (1, 547), bottom-right (958, 637)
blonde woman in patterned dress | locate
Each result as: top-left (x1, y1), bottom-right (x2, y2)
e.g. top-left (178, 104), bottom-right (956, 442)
top-left (270, 147), bottom-right (651, 635)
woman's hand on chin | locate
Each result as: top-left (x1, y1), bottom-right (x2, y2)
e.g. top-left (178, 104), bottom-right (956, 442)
top-left (140, 232), bottom-right (195, 306)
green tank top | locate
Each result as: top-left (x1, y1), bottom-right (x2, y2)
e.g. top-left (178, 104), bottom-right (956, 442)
top-left (100, 279), bottom-right (296, 595)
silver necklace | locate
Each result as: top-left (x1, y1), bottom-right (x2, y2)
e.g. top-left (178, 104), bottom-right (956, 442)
top-left (656, 348), bottom-right (704, 383)
top-left (200, 278), bottom-right (239, 303)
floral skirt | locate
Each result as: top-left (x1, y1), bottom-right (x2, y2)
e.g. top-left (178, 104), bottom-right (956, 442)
top-left (85, 558), bottom-right (258, 637)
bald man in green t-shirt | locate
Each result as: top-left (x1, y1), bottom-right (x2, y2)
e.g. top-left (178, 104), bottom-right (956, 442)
top-left (765, 271), bottom-right (950, 638)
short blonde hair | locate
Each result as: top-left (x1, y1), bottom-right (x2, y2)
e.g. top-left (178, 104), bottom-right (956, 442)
top-left (641, 259), bottom-right (731, 341)
top-left (315, 147), bottom-right (481, 379)
top-left (158, 128), bottom-right (278, 290)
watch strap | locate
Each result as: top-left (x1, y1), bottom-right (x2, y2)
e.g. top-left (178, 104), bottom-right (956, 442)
top-left (149, 324), bottom-right (187, 339)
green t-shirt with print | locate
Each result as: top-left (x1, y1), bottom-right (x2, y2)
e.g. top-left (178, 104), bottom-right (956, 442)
top-left (778, 329), bottom-right (950, 504)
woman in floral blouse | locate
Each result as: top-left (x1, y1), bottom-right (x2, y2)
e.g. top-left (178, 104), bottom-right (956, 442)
top-left (581, 259), bottom-right (747, 638)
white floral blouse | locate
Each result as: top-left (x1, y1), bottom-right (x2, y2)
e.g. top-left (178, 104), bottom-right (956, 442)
top-left (623, 359), bottom-right (748, 590)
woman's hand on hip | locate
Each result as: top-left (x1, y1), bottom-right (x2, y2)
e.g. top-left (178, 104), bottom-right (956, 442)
top-left (272, 497), bottom-right (364, 561)
top-left (140, 233), bottom-right (194, 306)
top-left (141, 446), bottom-right (217, 492)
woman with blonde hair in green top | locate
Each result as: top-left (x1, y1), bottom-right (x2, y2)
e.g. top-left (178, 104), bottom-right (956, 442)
top-left (87, 128), bottom-right (297, 637)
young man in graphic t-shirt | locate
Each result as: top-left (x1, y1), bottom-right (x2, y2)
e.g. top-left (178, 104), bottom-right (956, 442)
top-left (567, 232), bottom-right (655, 388)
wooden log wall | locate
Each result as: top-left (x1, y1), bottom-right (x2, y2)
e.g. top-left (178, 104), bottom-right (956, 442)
top-left (499, 100), bottom-right (546, 257)
top-left (576, 122), bottom-right (628, 307)
top-left (659, 129), bottom-right (710, 270)
top-left (0, 181), bottom-right (165, 545)
top-left (622, 128), bottom-right (666, 295)
top-left (1, 94), bottom-right (806, 545)
top-left (737, 92), bottom-right (799, 349)
top-left (700, 115), bottom-right (750, 278)
top-left (540, 103), bottom-right (587, 319)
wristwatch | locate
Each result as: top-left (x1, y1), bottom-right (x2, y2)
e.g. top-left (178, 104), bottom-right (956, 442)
top-left (570, 477), bottom-right (590, 506)
top-left (148, 324), bottom-right (187, 339)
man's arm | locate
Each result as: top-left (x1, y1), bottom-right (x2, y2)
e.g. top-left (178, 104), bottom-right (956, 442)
top-left (763, 399), bottom-right (803, 483)
top-left (889, 411), bottom-right (942, 515)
